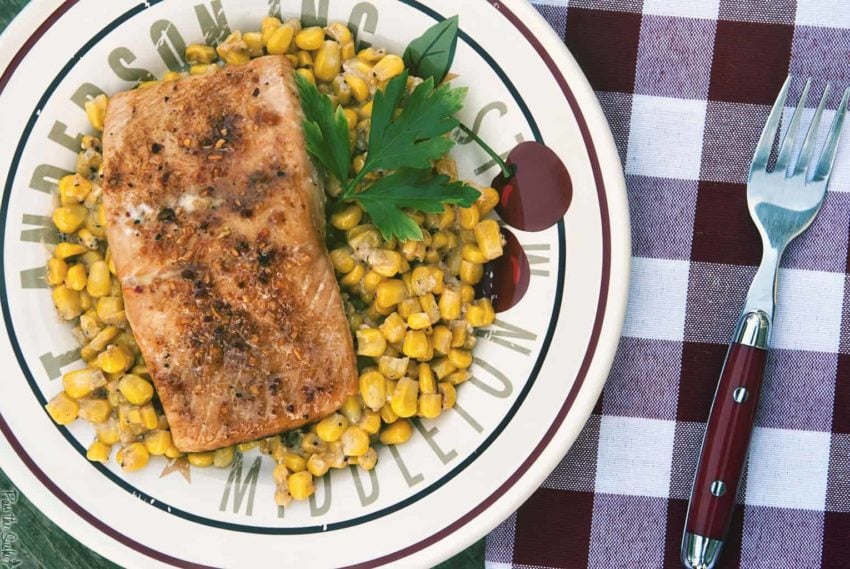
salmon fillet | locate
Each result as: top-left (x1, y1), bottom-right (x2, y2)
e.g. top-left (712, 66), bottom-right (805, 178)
top-left (101, 56), bottom-right (358, 452)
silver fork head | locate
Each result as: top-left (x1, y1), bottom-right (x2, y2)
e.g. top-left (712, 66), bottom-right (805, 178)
top-left (747, 76), bottom-right (850, 251)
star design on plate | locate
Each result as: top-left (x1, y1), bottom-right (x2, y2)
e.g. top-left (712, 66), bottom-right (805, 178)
top-left (160, 457), bottom-right (191, 483)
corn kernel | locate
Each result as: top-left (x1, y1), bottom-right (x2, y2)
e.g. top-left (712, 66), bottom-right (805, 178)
top-left (418, 293), bottom-right (440, 324)
top-left (439, 287), bottom-right (462, 320)
top-left (96, 418), bottom-right (120, 445)
top-left (390, 377), bottom-right (419, 418)
top-left (117, 442), bottom-right (149, 472)
top-left (280, 452), bottom-right (306, 473)
top-left (379, 403), bottom-right (398, 424)
top-left (52, 285), bottom-right (82, 320)
top-left (460, 260), bottom-right (483, 285)
top-left (78, 398), bottom-right (112, 423)
top-left (84, 94), bottom-right (108, 131)
top-left (165, 444), bottom-right (185, 459)
top-left (216, 31), bottom-right (250, 65)
top-left (243, 31), bottom-right (263, 57)
top-left (378, 355), bottom-right (409, 380)
top-left (357, 100), bottom-right (373, 119)
top-left (46, 391), bottom-right (79, 425)
top-left (295, 68), bottom-right (316, 85)
top-left (409, 266), bottom-right (433, 296)
top-left (431, 326), bottom-right (452, 356)
top-left (55, 243), bottom-right (87, 263)
top-left (266, 23), bottom-right (295, 55)
top-left (144, 430), bottom-right (172, 456)
top-left (314, 40), bottom-right (341, 82)
top-left (63, 367), bottom-right (106, 399)
top-left (418, 393), bottom-right (442, 419)
top-left (402, 330), bottom-right (430, 360)
top-left (344, 73), bottom-right (370, 102)
top-left (85, 260), bottom-right (110, 298)
top-left (189, 63), bottom-right (218, 75)
top-left (288, 470), bottom-right (315, 500)
top-left (372, 54), bottom-right (404, 81)
top-left (213, 446), bottom-right (235, 468)
top-left (330, 204), bottom-right (362, 231)
top-left (359, 410), bottom-right (381, 434)
top-left (316, 412), bottom-right (349, 442)
top-left (474, 219), bottom-right (504, 261)
top-left (356, 328), bottom-right (386, 357)
top-left (94, 345), bottom-right (134, 374)
top-left (293, 26), bottom-right (323, 50)
top-left (362, 270), bottom-right (384, 294)
top-left (341, 108), bottom-right (358, 131)
top-left (47, 257), bottom-right (68, 286)
top-left (296, 49), bottom-right (314, 68)
top-left (359, 371), bottom-right (387, 414)
top-left (476, 187), bottom-right (500, 216)
top-left (365, 251), bottom-right (400, 280)
top-left (306, 453), bottom-right (329, 477)
top-left (407, 312), bottom-right (431, 330)
top-left (417, 364), bottom-right (435, 395)
top-left (460, 285), bottom-right (475, 304)
top-left (53, 204), bottom-right (88, 234)
top-left (432, 358), bottom-right (457, 380)
top-left (380, 419), bottom-right (412, 445)
top-left (188, 451), bottom-right (214, 467)
top-left (325, 22), bottom-right (353, 44)
top-left (355, 47), bottom-right (384, 63)
top-left (261, 16), bottom-right (282, 41)
top-left (64, 263), bottom-right (87, 292)
top-left (339, 262), bottom-right (366, 288)
top-left (341, 426), bottom-right (370, 456)
top-left (59, 174), bottom-right (92, 204)
top-left (397, 297), bottom-right (420, 320)
top-left (185, 44), bottom-right (216, 64)
top-left (376, 279), bottom-right (407, 308)
top-left (447, 370), bottom-right (471, 386)
top-left (86, 440), bottom-right (111, 463)
top-left (298, 433), bottom-right (323, 455)
top-left (118, 374), bottom-right (154, 405)
top-left (439, 382), bottom-right (457, 409)
top-left (461, 243), bottom-right (488, 264)
top-left (273, 462), bottom-right (290, 486)
top-left (329, 247), bottom-right (356, 274)
top-left (448, 348), bottom-right (473, 369)
top-left (357, 447), bottom-right (378, 470)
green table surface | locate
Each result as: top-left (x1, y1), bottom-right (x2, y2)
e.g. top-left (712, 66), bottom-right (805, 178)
top-left (0, 2), bottom-right (484, 567)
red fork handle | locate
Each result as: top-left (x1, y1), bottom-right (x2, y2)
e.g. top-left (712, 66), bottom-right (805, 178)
top-left (685, 342), bottom-right (768, 539)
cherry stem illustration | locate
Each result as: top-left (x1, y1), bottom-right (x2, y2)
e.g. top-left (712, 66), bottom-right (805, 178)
top-left (457, 123), bottom-right (513, 179)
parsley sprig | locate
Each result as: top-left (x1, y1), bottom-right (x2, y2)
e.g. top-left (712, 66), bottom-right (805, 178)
top-left (295, 69), bottom-right (479, 241)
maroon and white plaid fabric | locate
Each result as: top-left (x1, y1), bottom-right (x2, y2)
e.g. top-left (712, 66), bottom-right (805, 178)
top-left (485, 1), bottom-right (850, 567)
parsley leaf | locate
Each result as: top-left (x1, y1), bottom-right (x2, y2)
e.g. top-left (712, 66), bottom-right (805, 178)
top-left (363, 71), bottom-right (467, 175)
top-left (356, 168), bottom-right (480, 241)
top-left (402, 16), bottom-right (460, 84)
top-left (295, 72), bottom-right (351, 184)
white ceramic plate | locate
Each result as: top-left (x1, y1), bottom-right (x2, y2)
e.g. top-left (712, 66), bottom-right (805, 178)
top-left (0, 1), bottom-right (629, 567)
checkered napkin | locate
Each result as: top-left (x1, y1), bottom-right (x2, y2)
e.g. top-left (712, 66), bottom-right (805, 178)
top-left (485, 1), bottom-right (850, 567)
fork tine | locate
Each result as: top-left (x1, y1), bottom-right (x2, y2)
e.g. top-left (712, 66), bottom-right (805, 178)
top-left (750, 75), bottom-right (792, 177)
top-left (812, 87), bottom-right (850, 182)
top-left (775, 78), bottom-right (811, 174)
top-left (793, 83), bottom-right (830, 176)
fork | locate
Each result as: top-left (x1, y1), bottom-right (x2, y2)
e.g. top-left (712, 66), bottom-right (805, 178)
top-left (681, 76), bottom-right (850, 569)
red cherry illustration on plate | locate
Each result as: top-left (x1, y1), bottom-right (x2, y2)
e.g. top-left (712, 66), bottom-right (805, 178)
top-left (475, 228), bottom-right (529, 313)
top-left (492, 141), bottom-right (572, 233)
top-left (459, 125), bottom-right (571, 312)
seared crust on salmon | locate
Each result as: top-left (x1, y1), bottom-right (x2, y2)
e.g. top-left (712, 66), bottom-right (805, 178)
top-left (101, 56), bottom-right (357, 452)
